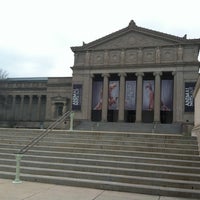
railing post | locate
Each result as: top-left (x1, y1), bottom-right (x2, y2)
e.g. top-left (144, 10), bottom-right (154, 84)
top-left (70, 111), bottom-right (74, 131)
top-left (13, 154), bottom-right (23, 184)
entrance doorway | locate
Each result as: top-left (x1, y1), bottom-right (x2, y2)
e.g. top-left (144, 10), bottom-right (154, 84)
top-left (124, 110), bottom-right (136, 122)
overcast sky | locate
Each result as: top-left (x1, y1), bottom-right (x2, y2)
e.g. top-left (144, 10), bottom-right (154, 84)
top-left (0, 0), bottom-right (200, 78)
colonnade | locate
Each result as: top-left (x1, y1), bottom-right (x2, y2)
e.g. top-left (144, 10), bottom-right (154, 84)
top-left (0, 95), bottom-right (46, 121)
top-left (92, 71), bottom-right (175, 123)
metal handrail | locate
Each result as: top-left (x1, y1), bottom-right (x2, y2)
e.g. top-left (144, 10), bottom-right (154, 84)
top-left (13, 110), bottom-right (74, 183)
top-left (18, 110), bottom-right (71, 154)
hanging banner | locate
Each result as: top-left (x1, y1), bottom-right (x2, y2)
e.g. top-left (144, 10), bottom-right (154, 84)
top-left (125, 80), bottom-right (136, 110)
top-left (108, 81), bottom-right (119, 110)
top-left (92, 81), bottom-right (103, 110)
top-left (161, 80), bottom-right (173, 111)
top-left (72, 84), bottom-right (82, 111)
top-left (143, 80), bottom-right (154, 111)
top-left (185, 82), bottom-right (195, 112)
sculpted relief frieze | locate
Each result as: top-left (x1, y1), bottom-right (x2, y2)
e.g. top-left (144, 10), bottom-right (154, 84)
top-left (143, 49), bottom-right (155, 63)
top-left (109, 50), bottom-right (121, 64)
top-left (125, 49), bottom-right (137, 64)
top-left (161, 48), bottom-right (176, 62)
top-left (75, 53), bottom-right (85, 65)
top-left (91, 51), bottom-right (104, 65)
top-left (74, 45), bottom-right (197, 67)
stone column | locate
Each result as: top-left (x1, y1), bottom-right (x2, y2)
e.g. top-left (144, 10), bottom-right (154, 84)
top-left (172, 71), bottom-right (177, 123)
top-left (118, 73), bottom-right (126, 121)
top-left (20, 95), bottom-right (24, 120)
top-left (88, 74), bottom-right (94, 120)
top-left (102, 73), bottom-right (109, 121)
top-left (52, 103), bottom-right (56, 120)
top-left (173, 71), bottom-right (184, 123)
top-left (135, 72), bottom-right (144, 123)
top-left (28, 95), bottom-right (32, 121)
top-left (37, 96), bottom-right (41, 121)
top-left (174, 72), bottom-right (185, 122)
top-left (3, 96), bottom-right (7, 120)
top-left (154, 71), bottom-right (162, 122)
top-left (12, 95), bottom-right (16, 120)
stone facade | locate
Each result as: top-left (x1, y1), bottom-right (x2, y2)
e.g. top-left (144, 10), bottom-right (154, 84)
top-left (71, 20), bottom-right (200, 125)
top-left (0, 77), bottom-right (72, 128)
top-left (0, 20), bottom-right (200, 129)
top-left (192, 75), bottom-right (200, 150)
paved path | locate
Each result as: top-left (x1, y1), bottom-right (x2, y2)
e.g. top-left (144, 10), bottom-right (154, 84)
top-left (0, 179), bottom-right (197, 200)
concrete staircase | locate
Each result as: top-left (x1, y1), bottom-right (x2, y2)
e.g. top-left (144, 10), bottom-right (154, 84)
top-left (75, 121), bottom-right (182, 134)
top-left (0, 128), bottom-right (200, 198)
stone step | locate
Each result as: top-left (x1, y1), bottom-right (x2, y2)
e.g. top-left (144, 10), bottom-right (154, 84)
top-left (3, 157), bottom-right (200, 174)
top-left (1, 140), bottom-right (198, 155)
top-left (2, 161), bottom-right (200, 183)
top-left (10, 165), bottom-right (200, 189)
top-left (2, 155), bottom-right (200, 173)
top-left (0, 128), bottom-right (195, 139)
top-left (0, 146), bottom-right (199, 162)
top-left (2, 163), bottom-right (200, 191)
top-left (0, 128), bottom-right (200, 198)
top-left (22, 153), bottom-right (200, 167)
top-left (75, 122), bottom-right (182, 134)
top-left (1, 134), bottom-right (198, 147)
top-left (1, 170), bottom-right (200, 198)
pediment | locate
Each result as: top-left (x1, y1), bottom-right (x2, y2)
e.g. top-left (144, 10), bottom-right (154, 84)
top-left (91, 31), bottom-right (176, 50)
top-left (71, 21), bottom-right (187, 52)
top-left (51, 96), bottom-right (66, 102)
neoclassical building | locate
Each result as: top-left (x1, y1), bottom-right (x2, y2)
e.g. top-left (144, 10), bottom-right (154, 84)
top-left (0, 20), bottom-right (200, 130)
top-left (71, 20), bottom-right (200, 125)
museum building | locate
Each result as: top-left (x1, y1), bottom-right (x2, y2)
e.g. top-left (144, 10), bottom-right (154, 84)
top-left (0, 20), bottom-right (200, 129)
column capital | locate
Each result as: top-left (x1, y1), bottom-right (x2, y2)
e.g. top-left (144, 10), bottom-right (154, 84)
top-left (135, 72), bottom-right (144, 77)
top-left (153, 71), bottom-right (162, 76)
top-left (172, 71), bottom-right (176, 76)
top-left (101, 73), bottom-right (110, 78)
top-left (90, 74), bottom-right (94, 78)
top-left (118, 72), bottom-right (127, 77)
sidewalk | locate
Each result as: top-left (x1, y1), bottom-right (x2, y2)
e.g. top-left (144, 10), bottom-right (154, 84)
top-left (0, 179), bottom-right (197, 200)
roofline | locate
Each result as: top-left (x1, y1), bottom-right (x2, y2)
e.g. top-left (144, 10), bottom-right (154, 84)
top-left (71, 20), bottom-right (200, 52)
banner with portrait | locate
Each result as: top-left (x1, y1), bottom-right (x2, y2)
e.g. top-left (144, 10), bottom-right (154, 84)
top-left (143, 80), bottom-right (154, 111)
top-left (161, 80), bottom-right (173, 111)
top-left (72, 84), bottom-right (82, 111)
top-left (108, 81), bottom-right (119, 110)
top-left (92, 81), bottom-right (103, 110)
top-left (185, 82), bottom-right (195, 112)
top-left (125, 80), bottom-right (136, 110)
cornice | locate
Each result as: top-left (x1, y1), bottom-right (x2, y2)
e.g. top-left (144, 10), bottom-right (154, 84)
top-left (72, 61), bottom-right (200, 71)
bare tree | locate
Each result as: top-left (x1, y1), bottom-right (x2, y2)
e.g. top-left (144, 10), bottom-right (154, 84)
top-left (0, 69), bottom-right (8, 79)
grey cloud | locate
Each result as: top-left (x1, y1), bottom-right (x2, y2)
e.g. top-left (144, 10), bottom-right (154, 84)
top-left (0, 48), bottom-right (54, 77)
